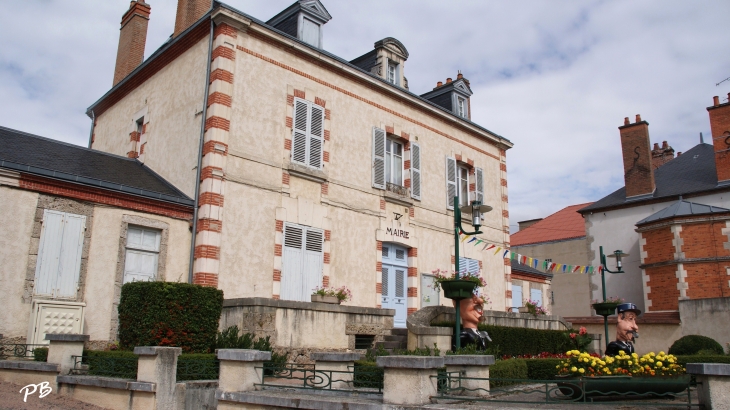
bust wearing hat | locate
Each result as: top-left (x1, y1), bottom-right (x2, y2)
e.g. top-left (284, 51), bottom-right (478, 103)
top-left (606, 303), bottom-right (641, 356)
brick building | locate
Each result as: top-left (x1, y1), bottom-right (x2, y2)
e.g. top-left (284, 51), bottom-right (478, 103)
top-left (86, 0), bottom-right (514, 333)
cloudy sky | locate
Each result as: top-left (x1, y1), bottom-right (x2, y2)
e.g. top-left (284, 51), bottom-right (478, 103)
top-left (1, 0), bottom-right (729, 231)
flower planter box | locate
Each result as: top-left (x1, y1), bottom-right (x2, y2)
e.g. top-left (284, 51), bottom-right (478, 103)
top-left (592, 302), bottom-right (619, 316)
top-left (311, 295), bottom-right (340, 304)
top-left (557, 375), bottom-right (691, 399)
top-left (439, 280), bottom-right (478, 300)
top-left (517, 307), bottom-right (530, 313)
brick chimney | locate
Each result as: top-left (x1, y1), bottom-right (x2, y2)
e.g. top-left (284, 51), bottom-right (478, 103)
top-left (174, 0), bottom-right (209, 37)
top-left (113, 1), bottom-right (151, 86)
top-left (651, 140), bottom-right (675, 169)
top-left (619, 114), bottom-right (655, 198)
top-left (708, 94), bottom-right (730, 184)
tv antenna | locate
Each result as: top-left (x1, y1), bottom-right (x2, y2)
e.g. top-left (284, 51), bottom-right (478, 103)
top-left (717, 76), bottom-right (730, 86)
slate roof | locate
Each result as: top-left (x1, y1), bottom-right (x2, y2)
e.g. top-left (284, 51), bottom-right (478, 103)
top-left (580, 143), bottom-right (719, 213)
top-left (636, 199), bottom-right (730, 225)
top-left (510, 203), bottom-right (593, 246)
top-left (511, 259), bottom-right (553, 279)
top-left (0, 126), bottom-right (193, 206)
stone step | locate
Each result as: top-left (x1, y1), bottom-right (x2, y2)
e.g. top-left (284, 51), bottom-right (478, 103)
top-left (388, 328), bottom-right (408, 336)
top-left (383, 335), bottom-right (407, 342)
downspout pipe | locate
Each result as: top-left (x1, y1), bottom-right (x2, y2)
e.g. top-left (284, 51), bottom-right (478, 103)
top-left (87, 110), bottom-right (95, 148)
top-left (188, 15), bottom-right (215, 284)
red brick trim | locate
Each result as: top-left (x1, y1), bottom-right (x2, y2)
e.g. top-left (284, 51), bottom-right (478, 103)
top-left (323, 252), bottom-right (330, 264)
top-left (211, 45), bottom-right (235, 61)
top-left (18, 174), bottom-right (192, 220)
top-left (376, 261), bottom-right (382, 272)
top-left (502, 195), bottom-right (508, 203)
top-left (236, 42), bottom-right (504, 160)
top-left (407, 267), bottom-right (417, 277)
top-left (321, 182), bottom-right (329, 195)
top-left (324, 109), bottom-right (331, 120)
top-left (409, 207), bottom-right (414, 217)
top-left (408, 248), bottom-right (417, 257)
top-left (500, 178), bottom-right (507, 187)
top-left (315, 97), bottom-right (326, 107)
top-left (451, 255), bottom-right (456, 264)
top-left (324, 230), bottom-right (331, 241)
top-left (294, 89), bottom-right (305, 99)
top-left (275, 220), bottom-right (284, 232)
top-left (193, 272), bottom-right (218, 287)
top-left (376, 241), bottom-right (382, 250)
top-left (407, 287), bottom-right (418, 297)
top-left (286, 94), bottom-right (294, 105)
top-left (200, 166), bottom-right (224, 180)
top-left (285, 116), bottom-right (293, 128)
top-left (324, 130), bottom-right (330, 141)
top-left (273, 269), bottom-right (281, 282)
top-left (205, 116), bottom-right (230, 131)
top-left (214, 23), bottom-right (237, 39)
top-left (385, 126), bottom-right (394, 134)
top-left (401, 132), bottom-right (410, 140)
top-left (323, 151), bottom-right (330, 163)
top-left (202, 140), bottom-right (228, 155)
top-left (455, 154), bottom-right (462, 162)
top-left (505, 290), bottom-right (512, 298)
top-left (274, 244), bottom-right (282, 256)
top-left (284, 139), bottom-right (292, 150)
top-left (210, 68), bottom-right (233, 84)
top-left (208, 92), bottom-right (232, 107)
top-left (139, 143), bottom-right (146, 154)
top-left (504, 259), bottom-right (511, 266)
top-left (500, 149), bottom-right (506, 158)
top-left (407, 307), bottom-right (417, 315)
top-left (272, 294), bottom-right (280, 300)
top-left (380, 199), bottom-right (386, 210)
top-left (91, 21), bottom-right (209, 117)
top-left (376, 283), bottom-right (382, 293)
top-left (194, 245), bottom-right (220, 259)
top-left (502, 210), bottom-right (509, 218)
top-left (197, 219), bottom-right (222, 233)
top-left (199, 192), bottom-right (224, 207)
top-left (127, 151), bottom-right (139, 158)
top-left (467, 158), bottom-right (474, 167)
top-left (282, 172), bottom-right (290, 185)
top-left (500, 163), bottom-right (507, 172)
top-left (130, 131), bottom-right (141, 142)
top-left (404, 159), bottom-right (411, 170)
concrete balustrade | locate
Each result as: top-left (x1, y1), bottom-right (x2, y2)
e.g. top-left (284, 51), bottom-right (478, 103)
top-left (217, 349), bottom-right (271, 393)
top-left (311, 352), bottom-right (361, 389)
top-left (134, 346), bottom-right (182, 410)
top-left (443, 354), bottom-right (494, 396)
top-left (376, 355), bottom-right (443, 405)
top-left (46, 333), bottom-right (89, 375)
top-left (687, 363), bottom-right (730, 410)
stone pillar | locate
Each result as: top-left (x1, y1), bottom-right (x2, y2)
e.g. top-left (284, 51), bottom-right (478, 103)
top-left (311, 352), bottom-right (361, 390)
top-left (443, 355), bottom-right (494, 397)
top-left (217, 349), bottom-right (271, 393)
top-left (377, 355), bottom-right (444, 406)
top-left (687, 363), bottom-right (730, 410)
top-left (46, 334), bottom-right (89, 375)
top-left (134, 346), bottom-right (182, 410)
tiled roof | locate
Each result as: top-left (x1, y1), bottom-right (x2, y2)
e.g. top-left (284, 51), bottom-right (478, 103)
top-left (510, 260), bottom-right (553, 279)
top-left (0, 126), bottom-right (193, 205)
top-left (511, 203), bottom-right (592, 246)
top-left (636, 199), bottom-right (730, 225)
top-left (580, 143), bottom-right (719, 213)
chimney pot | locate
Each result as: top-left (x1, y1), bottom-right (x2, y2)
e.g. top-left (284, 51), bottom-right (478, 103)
top-left (457, 73), bottom-right (463, 79)
top-left (437, 81), bottom-right (443, 87)
top-left (677, 152), bottom-right (682, 156)
top-left (714, 96), bottom-right (720, 106)
top-left (624, 117), bottom-right (630, 126)
top-left (662, 141), bottom-right (668, 149)
top-left (636, 114), bottom-right (642, 123)
top-left (653, 143), bottom-right (660, 150)
top-left (446, 77), bottom-right (452, 83)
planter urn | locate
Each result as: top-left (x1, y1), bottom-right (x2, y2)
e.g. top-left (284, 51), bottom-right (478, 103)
top-left (592, 302), bottom-right (619, 316)
top-left (311, 294), bottom-right (341, 304)
top-left (439, 279), bottom-right (478, 300)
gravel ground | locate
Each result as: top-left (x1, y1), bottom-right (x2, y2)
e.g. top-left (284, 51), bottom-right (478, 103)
top-left (0, 381), bottom-right (110, 410)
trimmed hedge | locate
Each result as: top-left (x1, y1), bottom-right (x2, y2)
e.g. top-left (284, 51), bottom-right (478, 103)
top-left (432, 321), bottom-right (571, 356)
top-left (524, 358), bottom-right (563, 380)
top-left (353, 360), bottom-right (384, 389)
top-left (676, 355), bottom-right (730, 366)
top-left (85, 350), bottom-right (138, 379)
top-left (33, 347), bottom-right (48, 362)
top-left (177, 353), bottom-right (219, 381)
top-left (490, 358), bottom-right (528, 387)
top-left (118, 282), bottom-right (223, 353)
top-left (669, 335), bottom-right (724, 356)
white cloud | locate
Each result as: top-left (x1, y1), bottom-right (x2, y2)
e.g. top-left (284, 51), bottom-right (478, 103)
top-left (1, 0), bottom-right (728, 230)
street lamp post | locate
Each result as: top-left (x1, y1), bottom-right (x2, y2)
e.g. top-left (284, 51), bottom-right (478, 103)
top-left (453, 196), bottom-right (492, 350)
top-left (598, 246), bottom-right (629, 349)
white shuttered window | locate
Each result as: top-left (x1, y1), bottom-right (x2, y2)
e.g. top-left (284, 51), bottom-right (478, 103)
top-left (475, 167), bottom-right (484, 203)
top-left (445, 157), bottom-right (457, 210)
top-left (371, 127), bottom-right (386, 189)
top-left (123, 227), bottom-right (161, 284)
top-left (291, 98), bottom-right (324, 169)
top-left (281, 223), bottom-right (324, 302)
top-left (410, 142), bottom-right (421, 200)
top-left (34, 210), bottom-right (86, 299)
top-left (458, 257), bottom-right (480, 276)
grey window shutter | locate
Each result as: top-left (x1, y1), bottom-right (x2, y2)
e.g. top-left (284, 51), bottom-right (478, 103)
top-left (445, 157), bottom-right (457, 210)
top-left (291, 99), bottom-right (309, 165)
top-left (34, 210), bottom-right (65, 297)
top-left (410, 142), bottom-right (421, 200)
top-left (56, 213), bottom-right (86, 298)
top-left (475, 167), bottom-right (484, 203)
top-left (281, 224), bottom-right (304, 301)
top-left (372, 127), bottom-right (386, 189)
top-left (309, 104), bottom-right (324, 168)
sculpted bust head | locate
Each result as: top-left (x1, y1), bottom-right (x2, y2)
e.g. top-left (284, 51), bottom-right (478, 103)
top-left (615, 303), bottom-right (640, 342)
top-left (459, 295), bottom-right (484, 329)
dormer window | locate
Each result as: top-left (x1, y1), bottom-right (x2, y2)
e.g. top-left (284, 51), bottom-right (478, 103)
top-left (266, 0), bottom-right (331, 49)
top-left (300, 16), bottom-right (321, 47)
top-left (387, 61), bottom-right (398, 85)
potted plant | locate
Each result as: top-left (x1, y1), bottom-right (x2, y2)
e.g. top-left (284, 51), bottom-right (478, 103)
top-left (431, 269), bottom-right (486, 300)
top-left (311, 286), bottom-right (352, 304)
top-left (556, 350), bottom-right (689, 398)
top-left (591, 296), bottom-right (624, 316)
top-left (520, 299), bottom-right (548, 316)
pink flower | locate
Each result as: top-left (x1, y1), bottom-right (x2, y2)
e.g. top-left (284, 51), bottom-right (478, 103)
top-left (579, 326), bottom-right (587, 336)
top-left (570, 333), bottom-right (577, 339)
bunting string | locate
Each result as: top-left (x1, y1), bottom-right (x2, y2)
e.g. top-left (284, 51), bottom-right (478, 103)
top-left (458, 232), bottom-right (603, 274)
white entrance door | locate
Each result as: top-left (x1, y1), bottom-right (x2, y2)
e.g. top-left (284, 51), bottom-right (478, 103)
top-left (382, 244), bottom-right (407, 327)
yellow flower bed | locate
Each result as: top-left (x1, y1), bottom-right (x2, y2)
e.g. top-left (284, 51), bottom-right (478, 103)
top-left (556, 350), bottom-right (685, 377)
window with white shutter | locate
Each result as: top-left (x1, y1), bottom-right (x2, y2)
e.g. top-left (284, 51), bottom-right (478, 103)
top-left (372, 127), bottom-right (386, 189)
top-left (445, 157), bottom-right (457, 209)
top-left (475, 167), bottom-right (484, 203)
top-left (410, 142), bottom-right (421, 200)
top-left (291, 98), bottom-right (325, 169)
top-left (123, 226), bottom-right (161, 284)
top-left (458, 257), bottom-right (480, 276)
top-left (281, 223), bottom-right (324, 302)
top-left (34, 210), bottom-right (86, 299)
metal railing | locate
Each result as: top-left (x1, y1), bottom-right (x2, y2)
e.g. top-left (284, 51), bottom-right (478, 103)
top-left (256, 363), bottom-right (384, 394)
top-left (433, 373), bottom-right (700, 407)
top-left (0, 343), bottom-right (47, 360)
top-left (176, 357), bottom-right (220, 381)
top-left (71, 355), bottom-right (139, 379)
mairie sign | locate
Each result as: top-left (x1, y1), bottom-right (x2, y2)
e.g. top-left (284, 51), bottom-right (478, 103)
top-left (386, 227), bottom-right (410, 239)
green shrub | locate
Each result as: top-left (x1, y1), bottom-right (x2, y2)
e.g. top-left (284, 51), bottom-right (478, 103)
top-left (118, 282), bottom-right (223, 353)
top-left (675, 355), bottom-right (730, 366)
top-left (33, 347), bottom-right (48, 362)
top-left (84, 350), bottom-right (139, 379)
top-left (177, 353), bottom-right (219, 381)
top-left (214, 327), bottom-right (288, 376)
top-left (353, 360), bottom-right (383, 389)
top-left (524, 358), bottom-right (562, 380)
top-left (489, 359), bottom-right (527, 387)
top-left (669, 335), bottom-right (724, 356)
top-left (432, 321), bottom-right (571, 356)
